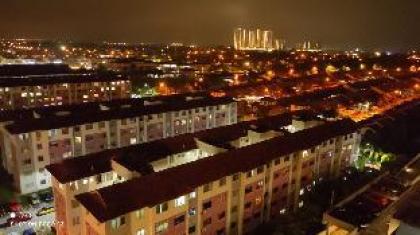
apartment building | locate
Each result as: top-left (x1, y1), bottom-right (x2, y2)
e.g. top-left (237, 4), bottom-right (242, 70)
top-left (0, 64), bottom-right (131, 110)
top-left (47, 117), bottom-right (361, 235)
top-left (0, 94), bottom-right (237, 194)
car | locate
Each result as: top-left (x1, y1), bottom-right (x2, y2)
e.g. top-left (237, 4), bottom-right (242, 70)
top-left (36, 206), bottom-right (55, 216)
top-left (23, 228), bottom-right (36, 235)
top-left (6, 212), bottom-right (32, 227)
top-left (29, 193), bottom-right (41, 206)
top-left (8, 202), bottom-right (22, 212)
top-left (39, 192), bottom-right (54, 202)
top-left (0, 203), bottom-right (9, 217)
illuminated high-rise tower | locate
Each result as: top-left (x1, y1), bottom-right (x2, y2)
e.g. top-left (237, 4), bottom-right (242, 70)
top-left (233, 28), bottom-right (242, 50)
top-left (233, 27), bottom-right (278, 51)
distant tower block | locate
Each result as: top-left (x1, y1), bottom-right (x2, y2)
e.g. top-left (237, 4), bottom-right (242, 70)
top-left (233, 27), bottom-right (280, 51)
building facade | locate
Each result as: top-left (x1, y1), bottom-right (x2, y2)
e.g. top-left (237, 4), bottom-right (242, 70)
top-left (0, 74), bottom-right (131, 110)
top-left (47, 118), bottom-right (361, 235)
top-left (0, 95), bottom-right (237, 194)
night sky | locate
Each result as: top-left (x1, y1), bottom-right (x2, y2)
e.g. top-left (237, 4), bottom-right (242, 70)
top-left (0, 0), bottom-right (419, 50)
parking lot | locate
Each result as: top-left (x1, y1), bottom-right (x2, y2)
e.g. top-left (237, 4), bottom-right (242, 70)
top-left (0, 191), bottom-right (56, 235)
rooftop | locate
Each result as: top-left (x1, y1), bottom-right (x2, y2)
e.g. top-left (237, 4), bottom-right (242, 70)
top-left (4, 93), bottom-right (234, 134)
top-left (46, 111), bottom-right (298, 184)
top-left (0, 64), bottom-right (129, 87)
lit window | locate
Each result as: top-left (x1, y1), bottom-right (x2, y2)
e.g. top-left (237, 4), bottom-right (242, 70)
top-left (189, 191), bottom-right (196, 199)
top-left (155, 221), bottom-right (168, 233)
top-left (156, 202), bottom-right (168, 214)
top-left (203, 183), bottom-right (212, 192)
top-left (136, 209), bottom-right (145, 219)
top-left (175, 196), bottom-right (186, 207)
top-left (111, 216), bottom-right (125, 229)
top-left (299, 189), bottom-right (304, 196)
top-left (136, 229), bottom-right (146, 235)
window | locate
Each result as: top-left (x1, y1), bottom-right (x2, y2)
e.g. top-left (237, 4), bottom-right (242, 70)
top-left (255, 196), bottom-right (262, 205)
top-left (71, 200), bottom-right (80, 208)
top-left (202, 201), bottom-right (212, 210)
top-left (73, 216), bottom-right (80, 225)
top-left (96, 174), bottom-right (102, 184)
top-left (98, 122), bottom-right (105, 128)
top-left (245, 185), bottom-right (253, 194)
top-left (257, 166), bottom-right (264, 174)
top-left (62, 128), bottom-right (69, 135)
top-left (48, 129), bottom-right (58, 138)
top-left (189, 191), bottom-right (196, 199)
top-left (155, 221), bottom-right (168, 234)
top-left (136, 209), bottom-right (145, 219)
top-left (36, 131), bottom-right (42, 140)
top-left (232, 173), bottom-right (239, 181)
top-left (188, 226), bottom-right (196, 233)
top-left (189, 207), bottom-right (197, 216)
top-left (136, 229), bottom-right (145, 235)
top-left (216, 228), bottom-right (225, 235)
top-left (38, 156), bottom-right (44, 162)
top-left (23, 159), bottom-right (31, 165)
top-left (40, 179), bottom-right (46, 185)
top-left (111, 216), bottom-right (125, 229)
top-left (156, 202), bottom-right (168, 214)
top-left (37, 144), bottom-right (43, 150)
top-left (85, 124), bottom-right (93, 130)
top-left (174, 215), bottom-right (185, 225)
top-left (274, 158), bottom-right (280, 165)
top-left (175, 196), bottom-right (186, 207)
top-left (219, 177), bottom-right (226, 186)
top-left (203, 182), bottom-right (212, 192)
top-left (247, 170), bottom-right (256, 178)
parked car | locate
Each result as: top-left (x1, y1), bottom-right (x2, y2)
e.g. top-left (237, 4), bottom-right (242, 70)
top-left (8, 202), bottom-right (22, 212)
top-left (39, 191), bottom-right (54, 202)
top-left (23, 228), bottom-right (36, 235)
top-left (0, 203), bottom-right (9, 217)
top-left (36, 206), bottom-right (55, 216)
top-left (7, 212), bottom-right (31, 227)
top-left (29, 193), bottom-right (41, 206)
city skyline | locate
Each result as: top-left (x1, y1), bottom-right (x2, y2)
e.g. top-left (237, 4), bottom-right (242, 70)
top-left (0, 0), bottom-right (419, 50)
